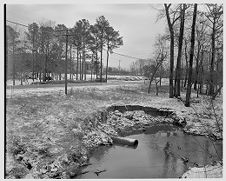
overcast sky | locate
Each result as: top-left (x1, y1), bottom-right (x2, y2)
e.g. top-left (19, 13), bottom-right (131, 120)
top-left (6, 4), bottom-right (166, 69)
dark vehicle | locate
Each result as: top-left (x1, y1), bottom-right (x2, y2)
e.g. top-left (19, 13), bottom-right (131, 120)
top-left (43, 76), bottom-right (53, 81)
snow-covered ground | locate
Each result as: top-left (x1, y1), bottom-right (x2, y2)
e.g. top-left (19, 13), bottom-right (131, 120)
top-left (6, 74), bottom-right (146, 86)
top-left (6, 81), bottom-right (222, 179)
top-left (182, 162), bottom-right (222, 178)
top-left (6, 79), bottom-right (39, 86)
top-left (6, 80), bottom-right (144, 98)
top-left (6, 74), bottom-right (169, 86)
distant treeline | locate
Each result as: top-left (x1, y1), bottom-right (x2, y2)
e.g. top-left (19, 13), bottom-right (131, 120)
top-left (6, 15), bottom-right (123, 83)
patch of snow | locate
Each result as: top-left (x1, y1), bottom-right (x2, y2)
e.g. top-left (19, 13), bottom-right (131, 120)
top-left (182, 163), bottom-right (222, 178)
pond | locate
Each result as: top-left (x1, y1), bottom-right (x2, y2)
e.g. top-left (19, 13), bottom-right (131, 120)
top-left (76, 125), bottom-right (222, 179)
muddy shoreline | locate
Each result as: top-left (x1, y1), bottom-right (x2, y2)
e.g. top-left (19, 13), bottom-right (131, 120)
top-left (64, 104), bottom-right (222, 178)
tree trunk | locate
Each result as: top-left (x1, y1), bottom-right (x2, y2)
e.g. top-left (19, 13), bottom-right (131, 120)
top-left (76, 48), bottom-right (79, 80)
top-left (32, 33), bottom-right (35, 82)
top-left (100, 31), bottom-right (104, 82)
top-left (212, 84), bottom-right (223, 100)
top-left (169, 34), bottom-right (174, 98)
top-left (84, 62), bottom-right (86, 80)
top-left (43, 54), bottom-right (47, 82)
top-left (185, 4), bottom-right (197, 107)
top-left (91, 54), bottom-right (93, 81)
top-left (164, 4), bottom-right (175, 98)
top-left (184, 40), bottom-right (188, 88)
top-left (148, 63), bottom-right (161, 93)
top-left (20, 72), bottom-right (23, 85)
top-left (199, 50), bottom-right (204, 94)
top-left (194, 41), bottom-right (201, 90)
top-left (155, 79), bottom-right (159, 96)
top-left (196, 83), bottom-right (199, 98)
top-left (80, 52), bottom-right (82, 80)
top-left (100, 46), bottom-right (103, 82)
top-left (96, 51), bottom-right (99, 79)
top-left (148, 76), bottom-right (154, 93)
top-left (159, 65), bottom-right (162, 87)
top-left (209, 20), bottom-right (216, 96)
top-left (70, 45), bottom-right (72, 80)
top-left (12, 38), bottom-right (15, 86)
top-left (82, 50), bottom-right (86, 80)
top-left (175, 4), bottom-right (186, 97)
top-left (106, 48), bottom-right (110, 82)
top-left (39, 72), bottom-right (42, 82)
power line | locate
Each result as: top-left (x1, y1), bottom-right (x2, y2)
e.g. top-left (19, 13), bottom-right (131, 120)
top-left (6, 19), bottom-right (71, 95)
top-left (6, 19), bottom-right (72, 38)
top-left (6, 20), bottom-right (29, 28)
top-left (7, 19), bottom-right (149, 61)
top-left (6, 19), bottom-right (69, 33)
top-left (103, 48), bottom-right (147, 61)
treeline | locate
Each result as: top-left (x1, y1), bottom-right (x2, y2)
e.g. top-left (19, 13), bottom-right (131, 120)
top-left (165, 3), bottom-right (223, 105)
top-left (6, 15), bottom-right (123, 84)
top-left (130, 4), bottom-right (223, 105)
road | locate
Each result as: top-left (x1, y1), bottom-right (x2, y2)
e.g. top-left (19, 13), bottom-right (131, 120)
top-left (6, 80), bottom-right (146, 98)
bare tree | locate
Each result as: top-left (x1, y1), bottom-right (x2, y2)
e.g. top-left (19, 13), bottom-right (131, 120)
top-left (148, 35), bottom-right (168, 94)
top-left (185, 4), bottom-right (198, 107)
top-left (174, 4), bottom-right (186, 97)
top-left (204, 4), bottom-right (223, 96)
top-left (183, 38), bottom-right (189, 88)
top-left (193, 16), bottom-right (208, 91)
top-left (164, 4), bottom-right (180, 98)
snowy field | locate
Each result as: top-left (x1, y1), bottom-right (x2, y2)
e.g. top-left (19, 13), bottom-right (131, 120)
top-left (6, 78), bottom-right (222, 179)
top-left (6, 73), bottom-right (169, 86)
top-left (6, 74), bottom-right (146, 86)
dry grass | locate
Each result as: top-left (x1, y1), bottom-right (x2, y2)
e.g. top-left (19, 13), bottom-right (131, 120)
top-left (6, 83), bottom-right (153, 178)
top-left (6, 82), bottom-right (222, 178)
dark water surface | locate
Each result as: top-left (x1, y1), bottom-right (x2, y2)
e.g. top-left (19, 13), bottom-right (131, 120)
top-left (77, 126), bottom-right (222, 179)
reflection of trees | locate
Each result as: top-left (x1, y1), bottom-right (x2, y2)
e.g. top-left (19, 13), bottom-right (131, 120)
top-left (208, 141), bottom-right (223, 162)
top-left (203, 139), bottom-right (209, 165)
top-left (214, 142), bottom-right (223, 161)
top-left (162, 141), bottom-right (170, 177)
top-left (164, 142), bottom-right (170, 151)
top-left (171, 155), bottom-right (177, 175)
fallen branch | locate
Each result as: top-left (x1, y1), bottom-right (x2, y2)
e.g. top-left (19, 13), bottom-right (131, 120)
top-left (94, 169), bottom-right (106, 176)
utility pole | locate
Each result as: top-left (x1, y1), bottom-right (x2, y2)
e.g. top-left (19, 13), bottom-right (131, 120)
top-left (12, 37), bottom-right (15, 86)
top-left (118, 60), bottom-right (121, 75)
top-left (32, 26), bottom-right (35, 82)
top-left (65, 29), bottom-right (68, 95)
top-left (70, 44), bottom-right (72, 80)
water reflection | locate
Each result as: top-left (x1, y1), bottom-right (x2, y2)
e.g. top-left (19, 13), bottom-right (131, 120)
top-left (162, 141), bottom-right (170, 177)
top-left (77, 127), bottom-right (222, 179)
top-left (204, 139), bottom-right (209, 165)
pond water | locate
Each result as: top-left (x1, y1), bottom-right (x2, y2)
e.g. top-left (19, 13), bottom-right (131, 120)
top-left (76, 125), bottom-right (222, 179)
